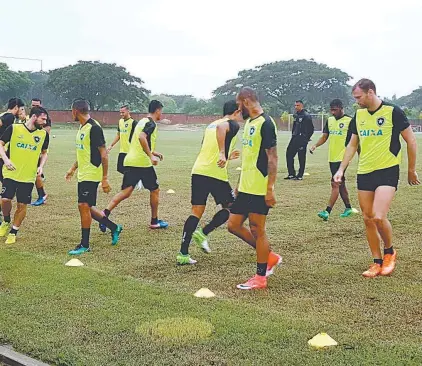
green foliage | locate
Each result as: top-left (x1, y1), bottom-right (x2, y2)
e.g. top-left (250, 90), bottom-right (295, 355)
top-left (0, 63), bottom-right (33, 107)
top-left (151, 94), bottom-right (178, 113)
top-left (213, 59), bottom-right (353, 114)
top-left (397, 86), bottom-right (422, 112)
top-left (46, 61), bottom-right (150, 111)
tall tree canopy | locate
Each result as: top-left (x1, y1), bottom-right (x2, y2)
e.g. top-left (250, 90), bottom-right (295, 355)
top-left (213, 59), bottom-right (353, 115)
top-left (0, 63), bottom-right (33, 107)
top-left (46, 61), bottom-right (150, 111)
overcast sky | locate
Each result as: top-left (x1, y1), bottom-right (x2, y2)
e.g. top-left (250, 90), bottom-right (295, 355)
top-left (2, 0), bottom-right (421, 99)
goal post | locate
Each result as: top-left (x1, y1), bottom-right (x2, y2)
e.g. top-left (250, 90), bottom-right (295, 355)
top-left (287, 113), bottom-right (327, 133)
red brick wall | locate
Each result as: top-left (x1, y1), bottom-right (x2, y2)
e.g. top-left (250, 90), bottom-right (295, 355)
top-left (48, 110), bottom-right (222, 125)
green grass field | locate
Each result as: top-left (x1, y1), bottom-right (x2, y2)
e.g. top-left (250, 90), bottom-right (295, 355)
top-left (0, 128), bottom-right (421, 366)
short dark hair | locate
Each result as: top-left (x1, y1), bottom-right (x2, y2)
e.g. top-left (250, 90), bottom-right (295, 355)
top-left (223, 100), bottom-right (238, 116)
top-left (31, 98), bottom-right (42, 104)
top-left (330, 99), bottom-right (343, 109)
top-left (295, 100), bottom-right (304, 105)
top-left (352, 79), bottom-right (376, 94)
top-left (148, 100), bottom-right (163, 114)
top-left (29, 106), bottom-right (48, 118)
top-left (72, 99), bottom-right (90, 114)
top-left (120, 105), bottom-right (129, 110)
top-left (7, 98), bottom-right (24, 110)
top-left (238, 87), bottom-right (258, 102)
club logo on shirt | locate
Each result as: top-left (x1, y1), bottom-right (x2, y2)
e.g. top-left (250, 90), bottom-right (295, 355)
top-left (80, 133), bottom-right (85, 140)
top-left (33, 136), bottom-right (40, 144)
top-left (249, 127), bottom-right (256, 136)
top-left (339, 123), bottom-right (345, 129)
top-left (125, 123), bottom-right (129, 128)
top-left (299, 118), bottom-right (303, 122)
top-left (18, 135), bottom-right (24, 139)
top-left (377, 117), bottom-right (385, 126)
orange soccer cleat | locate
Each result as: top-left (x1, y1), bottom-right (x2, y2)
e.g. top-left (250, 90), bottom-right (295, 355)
top-left (266, 252), bottom-right (282, 277)
top-left (380, 250), bottom-right (397, 276)
top-left (362, 263), bottom-right (382, 278)
top-left (237, 274), bottom-right (267, 290)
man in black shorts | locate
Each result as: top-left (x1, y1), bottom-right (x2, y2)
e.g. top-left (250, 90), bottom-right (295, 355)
top-left (227, 88), bottom-right (281, 290)
top-left (334, 79), bottom-right (419, 278)
top-left (30, 98), bottom-right (52, 206)
top-left (176, 100), bottom-right (243, 265)
top-left (101, 100), bottom-right (168, 229)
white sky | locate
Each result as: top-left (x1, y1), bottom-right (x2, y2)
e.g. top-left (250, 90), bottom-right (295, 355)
top-left (2, 0), bottom-right (421, 99)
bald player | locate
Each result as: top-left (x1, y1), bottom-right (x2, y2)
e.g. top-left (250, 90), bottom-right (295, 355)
top-left (228, 87), bottom-right (282, 290)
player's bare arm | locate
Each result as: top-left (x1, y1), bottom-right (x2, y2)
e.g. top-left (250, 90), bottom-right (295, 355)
top-left (65, 161), bottom-right (78, 181)
top-left (37, 149), bottom-right (48, 176)
top-left (310, 133), bottom-right (329, 152)
top-left (265, 146), bottom-right (278, 207)
top-left (108, 132), bottom-right (120, 153)
top-left (99, 145), bottom-right (111, 193)
top-left (334, 134), bottom-right (359, 183)
top-left (0, 141), bottom-right (15, 170)
top-left (216, 121), bottom-right (230, 168)
top-left (401, 126), bottom-right (420, 185)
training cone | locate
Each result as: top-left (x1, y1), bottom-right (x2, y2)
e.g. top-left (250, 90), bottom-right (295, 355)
top-left (308, 333), bottom-right (338, 349)
top-left (65, 259), bottom-right (84, 267)
top-left (236, 167), bottom-right (242, 171)
top-left (194, 288), bottom-right (215, 298)
top-left (167, 189), bottom-right (175, 194)
top-left (304, 172), bottom-right (310, 176)
top-left (351, 208), bottom-right (359, 214)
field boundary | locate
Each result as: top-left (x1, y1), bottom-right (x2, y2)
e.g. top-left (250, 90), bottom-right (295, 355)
top-left (0, 345), bottom-right (50, 366)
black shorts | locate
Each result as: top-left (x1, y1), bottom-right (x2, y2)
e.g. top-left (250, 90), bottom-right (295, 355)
top-left (230, 192), bottom-right (270, 216)
top-left (78, 181), bottom-right (99, 207)
top-left (122, 167), bottom-right (159, 191)
top-left (329, 162), bottom-right (346, 181)
top-left (357, 165), bottom-right (399, 192)
top-left (117, 153), bottom-right (127, 175)
top-left (1, 179), bottom-right (34, 204)
top-left (191, 174), bottom-right (235, 206)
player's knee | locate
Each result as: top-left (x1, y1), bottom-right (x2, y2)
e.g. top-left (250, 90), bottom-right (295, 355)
top-left (227, 220), bottom-right (239, 234)
top-left (363, 214), bottom-right (376, 226)
top-left (373, 215), bottom-right (387, 226)
top-left (250, 223), bottom-right (264, 238)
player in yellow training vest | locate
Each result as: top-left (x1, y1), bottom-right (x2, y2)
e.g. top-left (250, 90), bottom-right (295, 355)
top-left (100, 100), bottom-right (168, 229)
top-left (106, 105), bottom-right (137, 174)
top-left (65, 99), bottom-right (122, 256)
top-left (176, 100), bottom-right (243, 265)
top-left (0, 107), bottom-right (49, 244)
top-left (30, 98), bottom-right (53, 207)
top-left (227, 87), bottom-right (282, 290)
top-left (310, 99), bottom-right (357, 220)
top-left (334, 79), bottom-right (420, 278)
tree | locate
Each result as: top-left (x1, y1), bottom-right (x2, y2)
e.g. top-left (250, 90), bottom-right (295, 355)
top-left (46, 61), bottom-right (150, 111)
top-left (151, 94), bottom-right (178, 113)
top-left (0, 63), bottom-right (33, 107)
top-left (397, 87), bottom-right (422, 111)
top-left (213, 59), bottom-right (353, 114)
top-left (22, 71), bottom-right (68, 109)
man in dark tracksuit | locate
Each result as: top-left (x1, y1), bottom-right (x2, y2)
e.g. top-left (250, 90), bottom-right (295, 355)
top-left (285, 100), bottom-right (314, 180)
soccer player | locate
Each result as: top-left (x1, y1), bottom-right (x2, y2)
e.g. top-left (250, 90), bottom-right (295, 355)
top-left (30, 98), bottom-right (52, 206)
top-left (227, 87), bottom-right (281, 290)
top-left (310, 99), bottom-right (356, 220)
top-left (334, 79), bottom-right (419, 278)
top-left (65, 99), bottom-right (122, 255)
top-left (0, 98), bottom-right (25, 220)
top-left (285, 100), bottom-right (314, 180)
top-left (177, 100), bottom-right (243, 265)
top-left (0, 107), bottom-right (49, 243)
top-left (100, 100), bottom-right (168, 229)
top-left (16, 107), bottom-right (29, 123)
top-left (106, 105), bottom-right (137, 174)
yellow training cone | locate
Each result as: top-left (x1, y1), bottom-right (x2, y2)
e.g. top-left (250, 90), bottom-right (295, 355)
top-left (167, 189), bottom-right (175, 194)
top-left (194, 288), bottom-right (215, 298)
top-left (65, 259), bottom-right (84, 267)
top-left (308, 333), bottom-right (338, 349)
top-left (236, 167), bottom-right (242, 171)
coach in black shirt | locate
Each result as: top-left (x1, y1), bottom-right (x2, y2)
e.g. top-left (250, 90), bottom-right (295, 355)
top-left (285, 100), bottom-right (314, 180)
